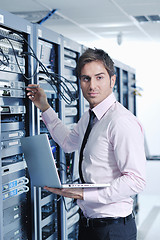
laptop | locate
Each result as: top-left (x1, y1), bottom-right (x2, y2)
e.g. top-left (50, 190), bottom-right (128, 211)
top-left (20, 134), bottom-right (110, 188)
top-left (144, 135), bottom-right (160, 160)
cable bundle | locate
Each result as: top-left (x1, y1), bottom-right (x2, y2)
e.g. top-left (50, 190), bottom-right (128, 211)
top-left (3, 31), bottom-right (79, 104)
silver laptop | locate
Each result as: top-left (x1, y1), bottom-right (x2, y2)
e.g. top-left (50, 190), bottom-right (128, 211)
top-left (20, 134), bottom-right (110, 188)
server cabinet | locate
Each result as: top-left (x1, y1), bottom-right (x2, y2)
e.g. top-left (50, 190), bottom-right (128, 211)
top-left (60, 36), bottom-right (82, 240)
top-left (32, 24), bottom-right (61, 240)
top-left (32, 26), bottom-right (83, 240)
top-left (114, 59), bottom-right (136, 114)
top-left (114, 59), bottom-right (138, 216)
top-left (0, 9), bottom-right (34, 240)
top-left (79, 45), bottom-right (90, 114)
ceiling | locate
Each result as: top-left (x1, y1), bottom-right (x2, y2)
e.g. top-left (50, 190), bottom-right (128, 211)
top-left (1, 0), bottom-right (160, 45)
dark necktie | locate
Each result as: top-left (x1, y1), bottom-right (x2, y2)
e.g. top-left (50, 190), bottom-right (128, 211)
top-left (79, 110), bottom-right (95, 183)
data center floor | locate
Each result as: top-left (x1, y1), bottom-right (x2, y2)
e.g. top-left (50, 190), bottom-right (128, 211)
top-left (137, 161), bottom-right (160, 240)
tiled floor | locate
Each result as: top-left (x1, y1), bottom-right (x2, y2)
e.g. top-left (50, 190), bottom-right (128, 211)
top-left (137, 161), bottom-right (160, 240)
top-left (137, 195), bottom-right (160, 239)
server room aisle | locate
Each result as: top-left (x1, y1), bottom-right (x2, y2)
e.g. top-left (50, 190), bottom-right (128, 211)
top-left (137, 161), bottom-right (160, 240)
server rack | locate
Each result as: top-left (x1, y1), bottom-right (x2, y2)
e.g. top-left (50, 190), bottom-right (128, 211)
top-left (79, 46), bottom-right (90, 114)
top-left (114, 59), bottom-right (136, 114)
top-left (60, 36), bottom-right (82, 240)
top-left (0, 9), bottom-right (34, 240)
top-left (31, 27), bottom-right (83, 240)
top-left (32, 24), bottom-right (61, 240)
top-left (114, 59), bottom-right (138, 216)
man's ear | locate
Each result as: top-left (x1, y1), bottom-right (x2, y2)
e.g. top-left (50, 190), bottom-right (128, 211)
top-left (110, 75), bottom-right (116, 88)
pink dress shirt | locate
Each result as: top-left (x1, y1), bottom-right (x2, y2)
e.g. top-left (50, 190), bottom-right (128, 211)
top-left (42, 92), bottom-right (146, 218)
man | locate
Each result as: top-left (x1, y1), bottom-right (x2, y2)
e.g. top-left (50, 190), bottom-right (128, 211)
top-left (27, 48), bottom-right (146, 240)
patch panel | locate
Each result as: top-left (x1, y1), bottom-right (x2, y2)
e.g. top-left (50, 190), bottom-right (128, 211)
top-left (3, 185), bottom-right (29, 200)
top-left (4, 226), bottom-right (25, 240)
top-left (64, 58), bottom-right (76, 68)
top-left (0, 88), bottom-right (25, 98)
top-left (2, 176), bottom-right (29, 192)
top-left (1, 130), bottom-right (25, 141)
top-left (64, 49), bottom-right (77, 58)
top-left (0, 79), bottom-right (25, 89)
top-left (1, 138), bottom-right (21, 149)
top-left (0, 105), bottom-right (26, 114)
top-left (0, 63), bottom-right (25, 74)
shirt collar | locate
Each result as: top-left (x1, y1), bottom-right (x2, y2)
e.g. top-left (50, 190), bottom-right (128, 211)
top-left (91, 92), bottom-right (116, 120)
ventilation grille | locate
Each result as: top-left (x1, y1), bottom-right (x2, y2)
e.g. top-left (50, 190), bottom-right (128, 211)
top-left (134, 15), bottom-right (160, 23)
top-left (12, 11), bottom-right (64, 22)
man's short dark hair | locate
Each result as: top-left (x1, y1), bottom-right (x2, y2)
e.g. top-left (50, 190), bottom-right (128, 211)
top-left (76, 48), bottom-right (115, 78)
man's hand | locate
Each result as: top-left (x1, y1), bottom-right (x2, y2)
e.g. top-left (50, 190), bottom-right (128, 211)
top-left (26, 84), bottom-right (50, 112)
top-left (44, 187), bottom-right (83, 200)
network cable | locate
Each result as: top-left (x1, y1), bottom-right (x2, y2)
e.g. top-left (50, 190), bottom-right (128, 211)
top-left (0, 47), bottom-right (9, 67)
top-left (7, 31), bottom-right (79, 104)
top-left (23, 51), bottom-right (78, 104)
top-left (3, 35), bottom-right (38, 81)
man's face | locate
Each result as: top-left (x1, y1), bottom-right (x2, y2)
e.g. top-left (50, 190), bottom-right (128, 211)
top-left (80, 60), bottom-right (116, 108)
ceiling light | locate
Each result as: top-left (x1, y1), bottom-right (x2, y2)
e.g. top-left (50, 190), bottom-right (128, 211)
top-left (148, 15), bottom-right (160, 22)
top-left (134, 16), bottom-right (149, 23)
top-left (134, 15), bottom-right (160, 23)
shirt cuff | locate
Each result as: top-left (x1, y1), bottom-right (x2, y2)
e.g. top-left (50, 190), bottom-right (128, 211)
top-left (83, 188), bottom-right (99, 203)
